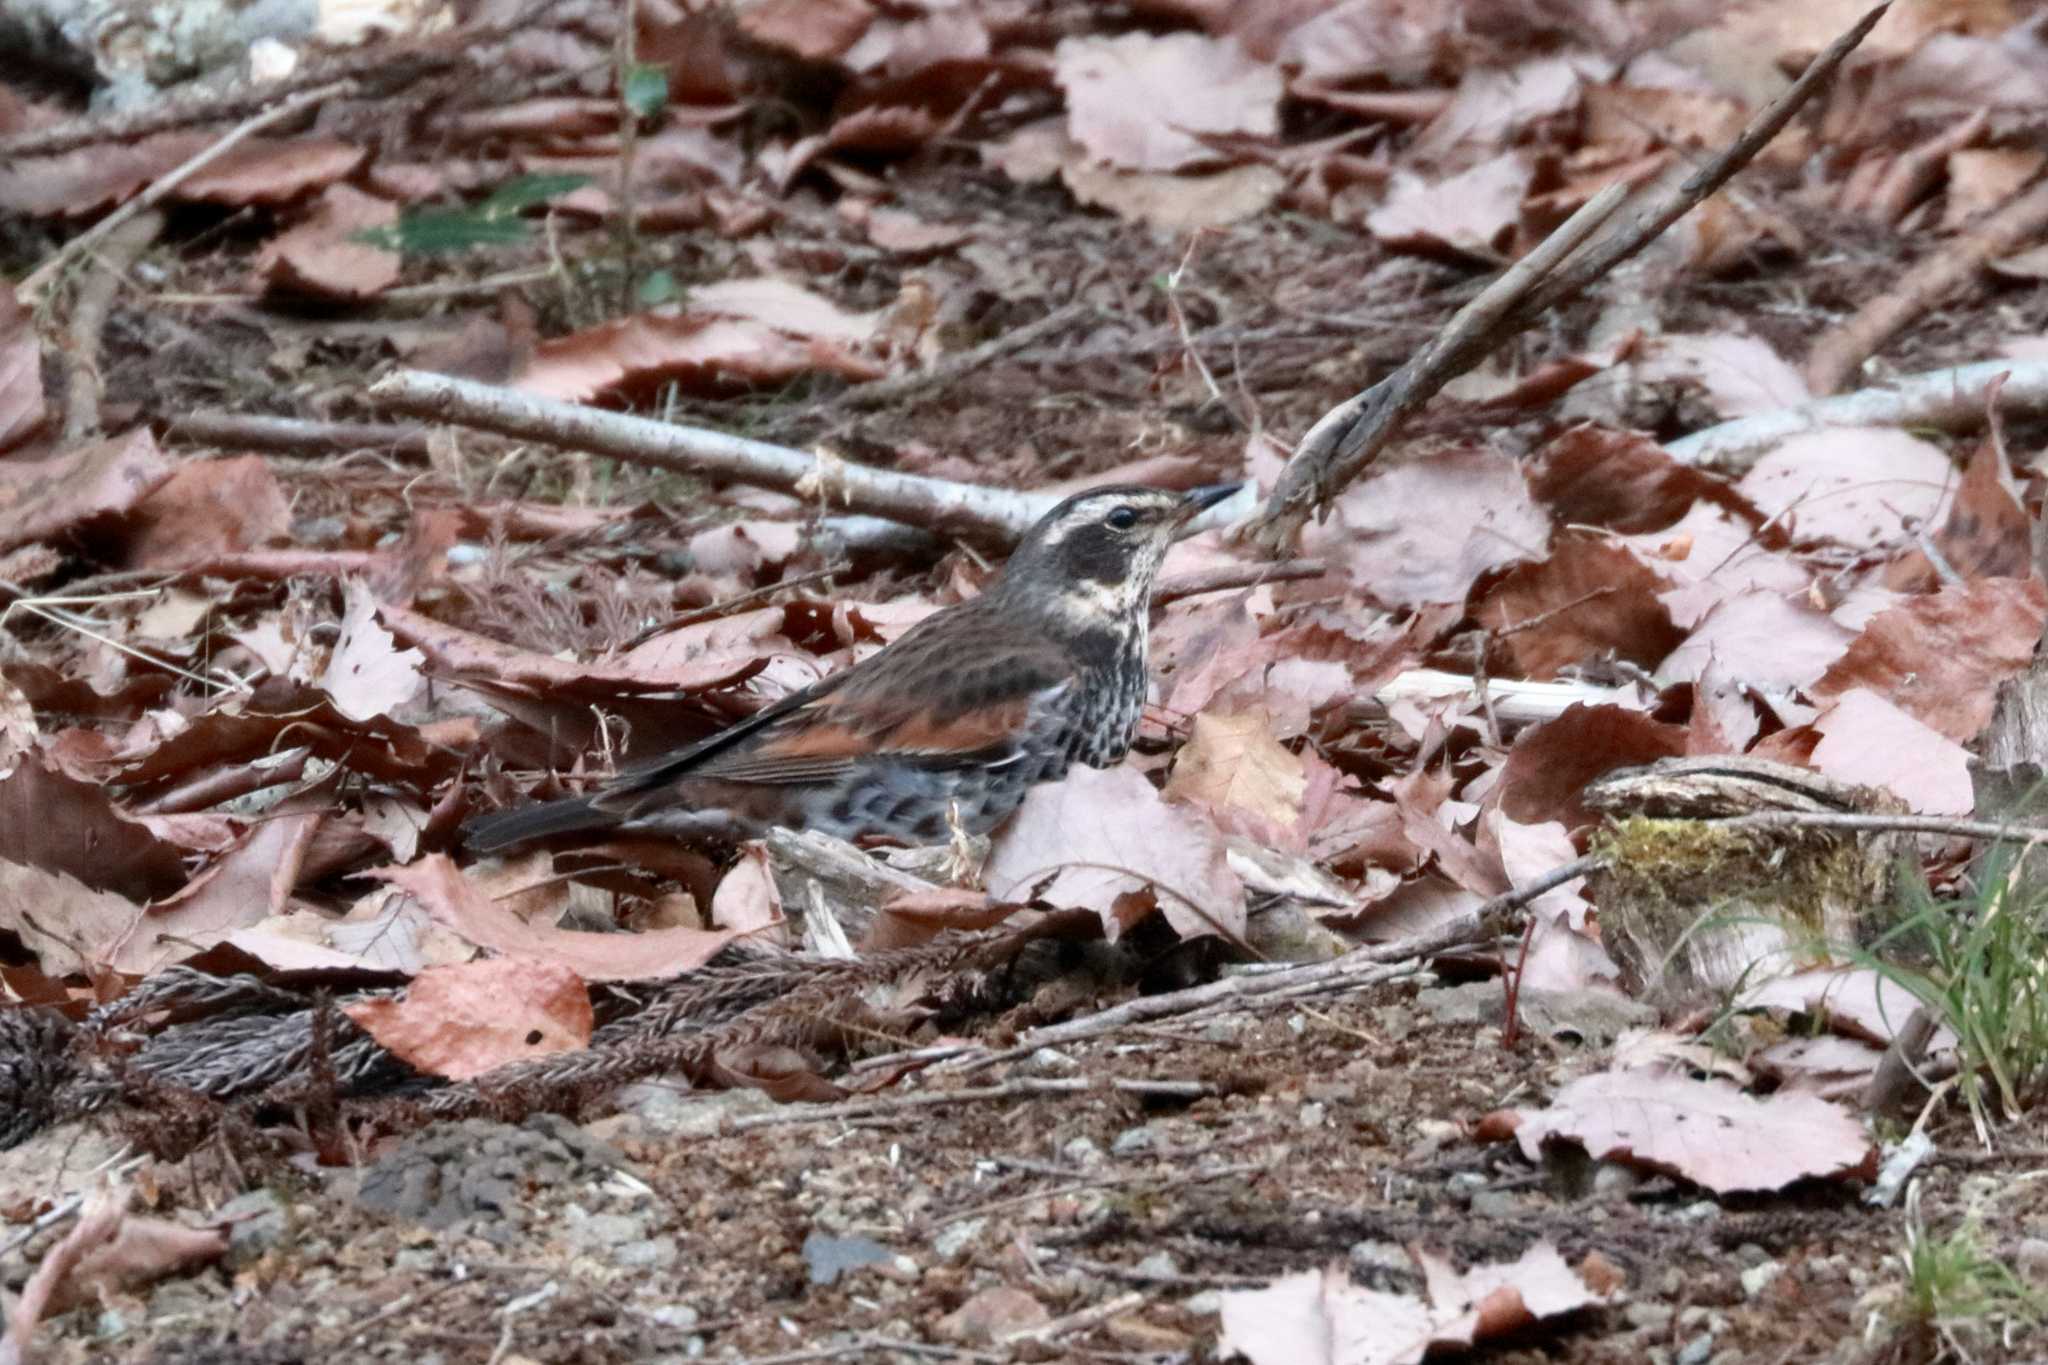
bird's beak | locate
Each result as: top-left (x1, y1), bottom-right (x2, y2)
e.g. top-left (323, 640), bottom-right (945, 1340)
top-left (1172, 482), bottom-right (1246, 536)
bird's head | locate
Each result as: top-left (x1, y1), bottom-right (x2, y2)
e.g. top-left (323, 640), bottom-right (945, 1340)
top-left (995, 483), bottom-right (1242, 624)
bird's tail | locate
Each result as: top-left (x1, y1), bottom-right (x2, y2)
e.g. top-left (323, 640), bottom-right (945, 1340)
top-left (464, 795), bottom-right (615, 851)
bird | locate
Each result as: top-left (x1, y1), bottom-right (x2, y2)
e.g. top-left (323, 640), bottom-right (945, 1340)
top-left (465, 482), bottom-right (1242, 851)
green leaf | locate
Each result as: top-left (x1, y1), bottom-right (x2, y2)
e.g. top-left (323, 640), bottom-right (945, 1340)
top-left (636, 268), bottom-right (681, 306)
top-left (623, 64), bottom-right (669, 121)
top-left (480, 173), bottom-right (591, 216)
top-left (354, 174), bottom-right (592, 256)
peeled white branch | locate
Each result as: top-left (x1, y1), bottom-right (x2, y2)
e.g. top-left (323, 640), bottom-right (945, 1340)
top-left (367, 369), bottom-right (1060, 546)
top-left (1665, 359), bottom-right (2048, 472)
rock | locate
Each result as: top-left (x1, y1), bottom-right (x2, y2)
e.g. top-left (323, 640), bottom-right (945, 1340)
top-left (1060, 1136), bottom-right (1104, 1166)
top-left (1371, 1005), bottom-right (1415, 1043)
top-left (1740, 1260), bottom-right (1784, 1299)
top-left (607, 1084), bottom-right (779, 1138)
top-left (216, 1188), bottom-right (290, 1269)
top-left (352, 1116), bottom-right (634, 1230)
top-left (1415, 981), bottom-right (1656, 1044)
top-left (2016, 1237), bottom-right (2048, 1283)
top-left (1625, 1302), bottom-right (1674, 1333)
top-left (615, 1236), bottom-right (680, 1270)
top-left (936, 1286), bottom-right (1049, 1344)
top-left (566, 1211), bottom-right (650, 1251)
top-left (1677, 1335), bottom-right (1715, 1365)
top-left (1446, 1172), bottom-right (1487, 1195)
top-left (1298, 1102), bottom-right (1326, 1129)
top-left (932, 1218), bottom-right (986, 1263)
top-left (1027, 1047), bottom-right (1077, 1072)
top-left (802, 1231), bottom-right (892, 1287)
top-left (1183, 1290), bottom-right (1223, 1316)
top-left (1111, 1124), bottom-right (1161, 1156)
top-left (1135, 1252), bottom-right (1179, 1279)
top-left (1469, 1189), bottom-right (1521, 1218)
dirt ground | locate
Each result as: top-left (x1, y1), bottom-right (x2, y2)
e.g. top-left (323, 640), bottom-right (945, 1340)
top-left (17, 967), bottom-right (2041, 1365)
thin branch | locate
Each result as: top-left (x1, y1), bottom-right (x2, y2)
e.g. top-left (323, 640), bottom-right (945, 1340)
top-left (1711, 809), bottom-right (2048, 842)
top-left (1665, 359), bottom-right (2048, 470)
top-left (1248, 1), bottom-right (1891, 549)
top-left (843, 855), bottom-right (1606, 1078)
top-left (61, 212), bottom-right (163, 441)
top-left (166, 411), bottom-right (432, 459)
top-left (1152, 557), bottom-right (1325, 607)
top-left (366, 369), bottom-right (1058, 546)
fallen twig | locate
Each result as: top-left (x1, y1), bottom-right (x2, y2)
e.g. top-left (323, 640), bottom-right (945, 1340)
top-left (1860, 1004), bottom-right (1943, 1115)
top-left (1807, 179), bottom-right (2048, 395)
top-left (1711, 810), bottom-right (2048, 843)
top-left (60, 212), bottom-right (163, 441)
top-left (18, 81), bottom-right (356, 304)
top-left (166, 411), bottom-right (433, 459)
top-left (367, 369), bottom-right (1058, 545)
top-left (843, 855), bottom-right (1606, 1078)
top-left (1247, 2), bottom-right (1890, 550)
top-left (1665, 359), bottom-right (2048, 470)
top-left (1152, 557), bottom-right (1325, 606)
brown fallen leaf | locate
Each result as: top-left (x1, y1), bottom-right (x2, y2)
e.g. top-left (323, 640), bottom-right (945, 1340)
top-left (5, 1182), bottom-right (227, 1358)
top-left (1733, 427), bottom-right (1951, 550)
top-left (0, 754), bottom-right (187, 899)
top-left (516, 279), bottom-right (885, 402)
top-left (1492, 705), bottom-right (1687, 830)
top-left (1811, 578), bottom-right (2048, 741)
top-left (368, 855), bottom-right (735, 980)
top-left (985, 763), bottom-right (1245, 942)
top-left (0, 281), bottom-right (44, 452)
top-left (1808, 688), bottom-right (1973, 813)
top-left (1475, 531), bottom-right (1682, 680)
top-left (1366, 152), bottom-right (1532, 259)
top-left (344, 956), bottom-right (594, 1080)
top-left (0, 429), bottom-right (174, 552)
top-left (111, 812), bottom-right (324, 975)
top-left (119, 455), bottom-right (291, 570)
top-left (0, 861), bottom-right (142, 978)
top-left (1505, 1068), bottom-right (1874, 1195)
top-left (1312, 446), bottom-right (1550, 608)
top-left (253, 183), bottom-right (401, 300)
top-left (1656, 589), bottom-right (1856, 695)
top-left (1054, 31), bottom-right (1282, 172)
top-left (1218, 1240), bottom-right (1613, 1365)
top-left (1162, 706), bottom-right (1307, 844)
top-left (318, 579), bottom-right (426, 722)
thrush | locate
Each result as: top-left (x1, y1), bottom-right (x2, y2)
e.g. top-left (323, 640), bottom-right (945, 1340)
top-left (465, 482), bottom-right (1242, 851)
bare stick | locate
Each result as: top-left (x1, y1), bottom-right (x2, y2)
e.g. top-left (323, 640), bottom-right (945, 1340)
top-left (1248, 1), bottom-right (1891, 550)
top-left (167, 411), bottom-right (432, 459)
top-left (1666, 358), bottom-right (2048, 470)
top-left (18, 81), bottom-right (356, 304)
top-left (1151, 557), bottom-right (1325, 606)
top-left (368, 369), bottom-right (1060, 544)
top-left (848, 855), bottom-right (1604, 1077)
top-left (1860, 1004), bottom-right (1941, 1114)
top-left (1806, 179), bottom-right (2048, 395)
top-left (60, 211), bottom-right (163, 440)
top-left (1711, 810), bottom-right (2048, 842)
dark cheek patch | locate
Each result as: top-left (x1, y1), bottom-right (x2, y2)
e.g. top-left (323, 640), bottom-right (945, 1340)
top-left (1062, 525), bottom-right (1128, 584)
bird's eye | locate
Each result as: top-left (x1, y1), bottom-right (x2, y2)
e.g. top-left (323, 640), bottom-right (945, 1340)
top-left (1106, 506), bottom-right (1139, 531)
